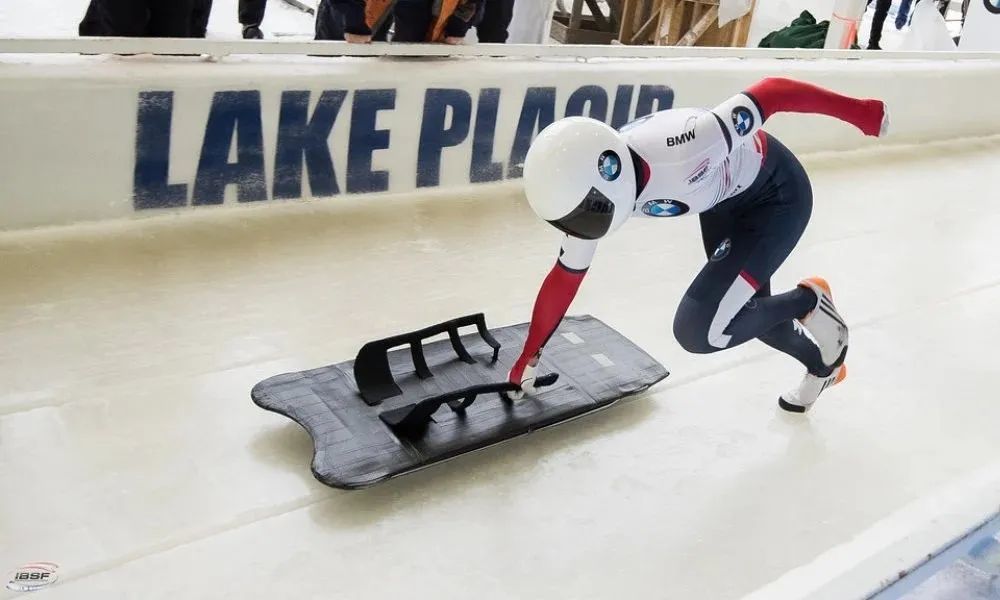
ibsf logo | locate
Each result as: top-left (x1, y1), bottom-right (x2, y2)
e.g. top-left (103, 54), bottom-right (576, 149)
top-left (686, 158), bottom-right (711, 185)
top-left (6, 562), bottom-right (59, 592)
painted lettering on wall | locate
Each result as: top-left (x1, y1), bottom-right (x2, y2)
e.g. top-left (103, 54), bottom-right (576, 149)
top-left (132, 84), bottom-right (674, 210)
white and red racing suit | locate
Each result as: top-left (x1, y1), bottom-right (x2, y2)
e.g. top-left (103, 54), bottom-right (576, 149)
top-left (509, 77), bottom-right (888, 391)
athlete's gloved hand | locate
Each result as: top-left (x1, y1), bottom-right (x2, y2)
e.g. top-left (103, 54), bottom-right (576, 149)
top-left (506, 354), bottom-right (540, 400)
top-left (879, 103), bottom-right (891, 137)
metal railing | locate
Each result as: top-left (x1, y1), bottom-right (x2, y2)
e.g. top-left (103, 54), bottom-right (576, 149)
top-left (1, 36), bottom-right (999, 60)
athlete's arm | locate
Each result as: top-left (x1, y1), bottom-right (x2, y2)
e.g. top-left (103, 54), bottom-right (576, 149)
top-left (699, 77), bottom-right (888, 157)
top-left (508, 235), bottom-right (598, 397)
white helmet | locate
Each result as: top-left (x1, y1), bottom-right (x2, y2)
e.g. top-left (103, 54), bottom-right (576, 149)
top-left (523, 117), bottom-right (636, 240)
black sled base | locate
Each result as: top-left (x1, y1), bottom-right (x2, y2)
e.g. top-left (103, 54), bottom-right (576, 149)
top-left (251, 314), bottom-right (668, 490)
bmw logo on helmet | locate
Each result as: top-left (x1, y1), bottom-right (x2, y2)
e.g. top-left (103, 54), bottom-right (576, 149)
top-left (597, 150), bottom-right (621, 181)
top-left (731, 106), bottom-right (754, 137)
top-left (986, 0), bottom-right (1000, 13)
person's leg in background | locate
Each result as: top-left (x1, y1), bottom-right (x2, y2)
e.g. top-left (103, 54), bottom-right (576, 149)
top-left (867, 0), bottom-right (892, 49)
top-left (315, 0), bottom-right (346, 39)
top-left (190, 0), bottom-right (214, 37)
top-left (476, 0), bottom-right (514, 43)
top-left (99, 0), bottom-right (151, 36)
top-left (79, 0), bottom-right (109, 36)
top-left (146, 0), bottom-right (196, 36)
top-left (896, 0), bottom-right (914, 28)
top-left (392, 0), bottom-right (434, 41)
top-left (239, 0), bottom-right (267, 38)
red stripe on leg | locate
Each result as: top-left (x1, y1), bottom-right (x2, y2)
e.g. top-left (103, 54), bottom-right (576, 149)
top-left (740, 270), bottom-right (760, 291)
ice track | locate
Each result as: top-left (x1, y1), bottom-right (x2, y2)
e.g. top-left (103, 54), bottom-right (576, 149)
top-left (3, 137), bottom-right (1000, 600)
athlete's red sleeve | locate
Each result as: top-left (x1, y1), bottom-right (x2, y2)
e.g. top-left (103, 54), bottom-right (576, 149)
top-left (509, 262), bottom-right (587, 383)
top-left (702, 77), bottom-right (888, 165)
top-left (746, 77), bottom-right (886, 137)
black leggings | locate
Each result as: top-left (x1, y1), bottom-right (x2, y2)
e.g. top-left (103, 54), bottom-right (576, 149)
top-left (672, 135), bottom-right (827, 376)
top-left (239, 0), bottom-right (266, 26)
top-left (84, 0), bottom-right (196, 37)
top-left (477, 0), bottom-right (514, 42)
top-left (868, 0), bottom-right (892, 48)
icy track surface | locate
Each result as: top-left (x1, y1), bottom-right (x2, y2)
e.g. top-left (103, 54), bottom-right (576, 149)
top-left (3, 138), bottom-right (1000, 600)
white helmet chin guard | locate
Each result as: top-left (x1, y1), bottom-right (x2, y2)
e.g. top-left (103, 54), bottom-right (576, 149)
top-left (523, 117), bottom-right (637, 240)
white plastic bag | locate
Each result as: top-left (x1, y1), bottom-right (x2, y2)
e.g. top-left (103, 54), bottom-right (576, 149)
top-left (899, 0), bottom-right (956, 50)
top-left (506, 0), bottom-right (557, 42)
top-left (718, 0), bottom-right (753, 26)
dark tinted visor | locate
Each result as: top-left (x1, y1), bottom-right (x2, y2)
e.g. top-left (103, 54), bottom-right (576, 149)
top-left (547, 187), bottom-right (616, 240)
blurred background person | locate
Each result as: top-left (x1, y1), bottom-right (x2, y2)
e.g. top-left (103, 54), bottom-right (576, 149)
top-left (475, 0), bottom-right (513, 43)
top-left (393, 0), bottom-right (481, 42)
top-left (78, 0), bottom-right (104, 35)
top-left (191, 0), bottom-right (214, 37)
top-left (240, 0), bottom-right (266, 38)
top-left (315, 0), bottom-right (392, 42)
top-left (79, 0), bottom-right (196, 37)
top-left (868, 0), bottom-right (956, 49)
top-left (866, 0), bottom-right (892, 49)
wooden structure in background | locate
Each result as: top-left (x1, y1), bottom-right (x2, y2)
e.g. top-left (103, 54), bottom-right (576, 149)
top-left (618, 0), bottom-right (755, 46)
top-left (551, 0), bottom-right (624, 44)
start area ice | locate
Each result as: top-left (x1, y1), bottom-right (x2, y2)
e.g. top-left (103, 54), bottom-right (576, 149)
top-left (2, 138), bottom-right (1000, 599)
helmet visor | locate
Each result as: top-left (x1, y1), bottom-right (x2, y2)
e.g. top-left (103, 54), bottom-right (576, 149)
top-left (547, 186), bottom-right (616, 240)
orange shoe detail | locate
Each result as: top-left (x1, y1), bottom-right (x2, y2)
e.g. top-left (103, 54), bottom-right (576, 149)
top-left (802, 276), bottom-right (833, 300)
top-left (834, 364), bottom-right (848, 385)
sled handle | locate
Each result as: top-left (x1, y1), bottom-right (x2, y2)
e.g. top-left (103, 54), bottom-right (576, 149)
top-left (378, 373), bottom-right (559, 437)
top-left (353, 313), bottom-right (502, 406)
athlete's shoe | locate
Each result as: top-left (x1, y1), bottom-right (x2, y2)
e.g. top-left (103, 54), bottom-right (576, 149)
top-left (779, 277), bottom-right (849, 413)
top-left (779, 364), bottom-right (848, 413)
top-left (797, 277), bottom-right (848, 369)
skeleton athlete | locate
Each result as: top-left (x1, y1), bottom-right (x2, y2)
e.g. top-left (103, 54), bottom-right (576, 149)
top-left (508, 77), bottom-right (889, 411)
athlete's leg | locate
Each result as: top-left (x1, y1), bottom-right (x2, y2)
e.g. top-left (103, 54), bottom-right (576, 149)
top-left (695, 206), bottom-right (826, 374)
top-left (700, 204), bottom-right (829, 375)
top-left (755, 284), bottom-right (829, 376)
top-left (673, 216), bottom-right (813, 354)
top-left (699, 204), bottom-right (827, 366)
top-left (673, 137), bottom-right (816, 357)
